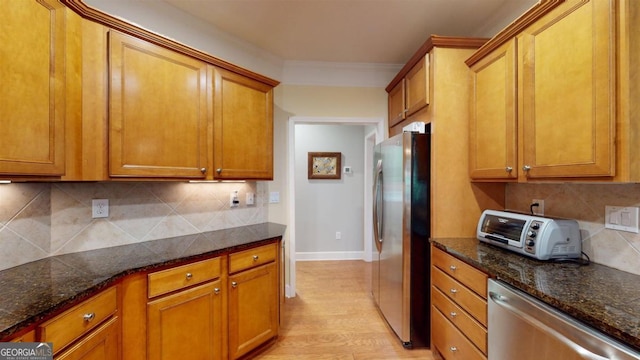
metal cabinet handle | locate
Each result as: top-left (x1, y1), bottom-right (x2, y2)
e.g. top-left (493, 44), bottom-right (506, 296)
top-left (449, 346), bottom-right (458, 352)
top-left (253, 255), bottom-right (259, 261)
top-left (450, 288), bottom-right (458, 294)
top-left (450, 312), bottom-right (457, 318)
top-left (506, 166), bottom-right (513, 173)
top-left (200, 168), bottom-right (207, 174)
top-left (83, 313), bottom-right (95, 322)
top-left (231, 281), bottom-right (238, 288)
top-left (449, 265), bottom-right (457, 271)
top-left (214, 288), bottom-right (220, 295)
top-left (523, 165), bottom-right (531, 172)
top-left (186, 272), bottom-right (193, 280)
top-left (216, 168), bottom-right (222, 174)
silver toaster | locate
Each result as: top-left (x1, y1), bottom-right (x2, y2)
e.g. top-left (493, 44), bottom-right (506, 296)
top-left (477, 209), bottom-right (582, 260)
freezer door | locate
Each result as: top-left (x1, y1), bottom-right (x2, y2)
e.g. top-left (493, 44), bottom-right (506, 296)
top-left (378, 133), bottom-right (408, 343)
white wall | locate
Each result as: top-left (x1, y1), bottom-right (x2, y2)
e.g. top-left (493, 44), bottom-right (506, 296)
top-left (294, 125), bottom-right (365, 259)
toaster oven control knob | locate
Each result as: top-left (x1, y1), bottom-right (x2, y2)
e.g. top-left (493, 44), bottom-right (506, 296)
top-left (527, 240), bottom-right (535, 247)
top-left (531, 222), bottom-right (540, 230)
top-left (527, 230), bottom-right (537, 238)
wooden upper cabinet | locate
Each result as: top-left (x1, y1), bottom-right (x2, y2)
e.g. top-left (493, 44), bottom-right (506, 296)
top-left (109, 31), bottom-right (209, 179)
top-left (387, 56), bottom-right (430, 130)
top-left (467, 0), bottom-right (616, 181)
top-left (0, 0), bottom-right (66, 176)
top-left (212, 67), bottom-right (274, 180)
top-left (388, 79), bottom-right (405, 128)
top-left (405, 55), bottom-right (430, 117)
top-left (469, 39), bottom-right (517, 180)
top-left (518, 0), bottom-right (614, 179)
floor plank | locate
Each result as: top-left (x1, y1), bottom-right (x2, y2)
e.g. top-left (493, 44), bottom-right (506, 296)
top-left (255, 260), bottom-right (434, 359)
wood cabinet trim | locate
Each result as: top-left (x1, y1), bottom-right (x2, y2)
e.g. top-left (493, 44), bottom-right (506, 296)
top-left (386, 35), bottom-right (488, 92)
top-left (466, 0), bottom-right (566, 66)
top-left (59, 0), bottom-right (279, 87)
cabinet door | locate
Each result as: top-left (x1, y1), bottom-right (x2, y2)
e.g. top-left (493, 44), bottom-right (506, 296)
top-left (55, 317), bottom-right (120, 360)
top-left (469, 39), bottom-right (517, 180)
top-left (0, 0), bottom-right (66, 176)
top-left (518, 0), bottom-right (614, 179)
top-left (147, 281), bottom-right (223, 360)
top-left (388, 79), bottom-right (405, 128)
top-left (109, 31), bottom-right (209, 178)
top-left (212, 67), bottom-right (273, 180)
top-left (405, 55), bottom-right (430, 117)
top-left (228, 262), bottom-right (277, 360)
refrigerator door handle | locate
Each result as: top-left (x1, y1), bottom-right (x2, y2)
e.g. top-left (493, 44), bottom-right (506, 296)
top-left (373, 159), bottom-right (383, 252)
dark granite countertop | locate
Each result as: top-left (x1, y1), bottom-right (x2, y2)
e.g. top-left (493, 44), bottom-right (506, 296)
top-left (0, 222), bottom-right (286, 340)
top-left (431, 238), bottom-right (640, 351)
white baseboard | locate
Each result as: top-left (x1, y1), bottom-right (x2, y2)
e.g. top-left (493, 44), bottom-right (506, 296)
top-left (296, 251), bottom-right (364, 261)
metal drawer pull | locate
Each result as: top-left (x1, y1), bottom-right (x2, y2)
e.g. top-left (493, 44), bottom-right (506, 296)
top-left (186, 272), bottom-right (193, 280)
top-left (231, 281), bottom-right (238, 288)
top-left (253, 255), bottom-right (259, 261)
top-left (449, 346), bottom-right (458, 352)
top-left (450, 288), bottom-right (458, 294)
top-left (214, 288), bottom-right (220, 295)
top-left (450, 312), bottom-right (457, 318)
top-left (449, 265), bottom-right (457, 271)
top-left (83, 313), bottom-right (95, 322)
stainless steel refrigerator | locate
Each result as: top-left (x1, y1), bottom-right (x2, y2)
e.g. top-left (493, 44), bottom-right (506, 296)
top-left (372, 130), bottom-right (430, 348)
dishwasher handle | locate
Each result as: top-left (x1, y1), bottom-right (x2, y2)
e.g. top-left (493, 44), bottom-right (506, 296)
top-left (489, 291), bottom-right (610, 360)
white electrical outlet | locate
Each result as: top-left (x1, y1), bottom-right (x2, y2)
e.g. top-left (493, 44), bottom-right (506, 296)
top-left (92, 199), bottom-right (109, 218)
top-left (246, 193), bottom-right (255, 206)
top-left (605, 206), bottom-right (640, 233)
top-left (532, 199), bottom-right (545, 216)
top-left (230, 191), bottom-right (240, 208)
top-left (269, 192), bottom-right (280, 204)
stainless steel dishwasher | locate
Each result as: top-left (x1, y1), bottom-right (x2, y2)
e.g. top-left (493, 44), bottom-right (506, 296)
top-left (488, 279), bottom-right (640, 360)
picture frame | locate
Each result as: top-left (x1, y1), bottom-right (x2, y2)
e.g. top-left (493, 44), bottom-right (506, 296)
top-left (308, 152), bottom-right (342, 179)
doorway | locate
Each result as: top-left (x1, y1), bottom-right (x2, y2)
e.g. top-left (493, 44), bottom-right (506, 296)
top-left (286, 116), bottom-right (383, 298)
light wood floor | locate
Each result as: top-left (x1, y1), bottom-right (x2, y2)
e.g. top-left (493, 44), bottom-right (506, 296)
top-left (255, 260), bottom-right (435, 359)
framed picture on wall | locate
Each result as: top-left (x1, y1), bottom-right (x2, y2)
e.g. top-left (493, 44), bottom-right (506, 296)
top-left (308, 152), bottom-right (341, 179)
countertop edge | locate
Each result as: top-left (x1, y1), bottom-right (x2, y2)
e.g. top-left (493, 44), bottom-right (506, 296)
top-left (0, 223), bottom-right (286, 340)
top-left (431, 238), bottom-right (640, 352)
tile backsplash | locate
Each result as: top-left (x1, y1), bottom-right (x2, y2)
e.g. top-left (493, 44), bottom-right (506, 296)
top-left (506, 183), bottom-right (640, 276)
top-left (0, 182), bottom-right (267, 271)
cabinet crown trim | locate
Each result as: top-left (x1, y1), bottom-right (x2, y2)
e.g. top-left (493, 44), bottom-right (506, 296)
top-left (386, 35), bottom-right (488, 92)
top-left (465, 0), bottom-right (566, 66)
top-left (60, 0), bottom-right (280, 87)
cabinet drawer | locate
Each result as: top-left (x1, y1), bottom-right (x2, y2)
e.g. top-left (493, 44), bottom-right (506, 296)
top-left (148, 257), bottom-right (221, 298)
top-left (432, 306), bottom-right (486, 360)
top-left (229, 243), bottom-right (276, 274)
top-left (432, 286), bottom-right (487, 354)
top-left (432, 247), bottom-right (488, 298)
top-left (39, 286), bottom-right (118, 353)
top-left (432, 267), bottom-right (487, 326)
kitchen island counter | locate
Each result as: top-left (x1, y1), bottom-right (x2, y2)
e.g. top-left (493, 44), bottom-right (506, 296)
top-left (432, 238), bottom-right (640, 351)
top-left (0, 222), bottom-right (286, 340)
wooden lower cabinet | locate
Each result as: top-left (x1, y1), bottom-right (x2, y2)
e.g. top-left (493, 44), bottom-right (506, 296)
top-left (228, 262), bottom-right (278, 359)
top-left (147, 281), bottom-right (223, 360)
top-left (431, 246), bottom-right (488, 360)
top-left (39, 287), bottom-right (120, 359)
top-left (55, 317), bottom-right (120, 360)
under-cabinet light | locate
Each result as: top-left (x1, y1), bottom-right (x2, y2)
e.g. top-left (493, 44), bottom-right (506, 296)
top-left (0, 180), bottom-right (11, 184)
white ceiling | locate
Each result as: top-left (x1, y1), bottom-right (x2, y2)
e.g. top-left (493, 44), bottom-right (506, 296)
top-left (153, 0), bottom-right (537, 65)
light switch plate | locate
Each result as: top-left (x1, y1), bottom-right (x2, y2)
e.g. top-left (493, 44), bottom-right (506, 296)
top-left (269, 192), bottom-right (280, 204)
top-left (605, 206), bottom-right (639, 233)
